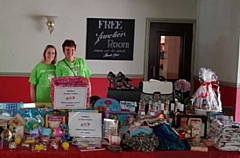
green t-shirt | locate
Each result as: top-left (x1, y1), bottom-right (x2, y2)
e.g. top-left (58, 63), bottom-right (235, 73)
top-left (55, 58), bottom-right (92, 78)
top-left (29, 62), bottom-right (56, 102)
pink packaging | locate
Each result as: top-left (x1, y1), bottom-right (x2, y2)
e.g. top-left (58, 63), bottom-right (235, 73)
top-left (52, 128), bottom-right (62, 138)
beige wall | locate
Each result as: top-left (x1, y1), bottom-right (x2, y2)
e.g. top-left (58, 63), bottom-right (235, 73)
top-left (0, 0), bottom-right (197, 75)
top-left (196, 0), bottom-right (240, 84)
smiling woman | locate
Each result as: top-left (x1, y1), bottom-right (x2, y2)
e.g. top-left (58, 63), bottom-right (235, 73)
top-left (28, 45), bottom-right (57, 103)
top-left (55, 39), bottom-right (92, 96)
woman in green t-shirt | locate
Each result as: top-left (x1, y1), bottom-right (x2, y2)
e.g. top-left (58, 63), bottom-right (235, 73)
top-left (55, 39), bottom-right (92, 96)
top-left (29, 45), bottom-right (57, 102)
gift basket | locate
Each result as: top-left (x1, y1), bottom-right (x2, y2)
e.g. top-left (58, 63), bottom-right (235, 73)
top-left (192, 68), bottom-right (222, 115)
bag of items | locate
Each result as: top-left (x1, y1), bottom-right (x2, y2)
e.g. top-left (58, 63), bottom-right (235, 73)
top-left (192, 68), bottom-right (222, 114)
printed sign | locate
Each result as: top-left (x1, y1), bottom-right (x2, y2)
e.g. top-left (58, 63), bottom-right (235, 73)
top-left (54, 87), bottom-right (87, 109)
top-left (86, 18), bottom-right (135, 60)
top-left (68, 112), bottom-right (102, 137)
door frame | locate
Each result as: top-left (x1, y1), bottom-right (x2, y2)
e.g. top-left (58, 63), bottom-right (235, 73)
top-left (144, 18), bottom-right (196, 84)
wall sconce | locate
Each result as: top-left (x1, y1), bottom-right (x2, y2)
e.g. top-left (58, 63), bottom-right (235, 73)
top-left (45, 16), bottom-right (58, 35)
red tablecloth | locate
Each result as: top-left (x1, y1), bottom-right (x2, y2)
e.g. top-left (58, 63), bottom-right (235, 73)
top-left (0, 146), bottom-right (240, 158)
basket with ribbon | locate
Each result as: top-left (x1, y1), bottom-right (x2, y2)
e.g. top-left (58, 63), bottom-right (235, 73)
top-left (192, 68), bottom-right (222, 115)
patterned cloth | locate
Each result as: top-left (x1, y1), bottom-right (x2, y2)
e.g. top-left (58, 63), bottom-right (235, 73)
top-left (140, 93), bottom-right (174, 104)
top-left (121, 133), bottom-right (159, 152)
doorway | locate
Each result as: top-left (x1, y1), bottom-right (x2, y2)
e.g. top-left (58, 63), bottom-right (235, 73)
top-left (144, 19), bottom-right (195, 83)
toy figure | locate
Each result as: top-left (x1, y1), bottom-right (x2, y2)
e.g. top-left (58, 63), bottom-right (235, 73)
top-left (97, 106), bottom-right (107, 118)
top-left (34, 143), bottom-right (44, 151)
top-left (4, 130), bottom-right (10, 139)
top-left (62, 141), bottom-right (70, 150)
top-left (59, 122), bottom-right (64, 131)
top-left (50, 139), bottom-right (59, 150)
top-left (30, 127), bottom-right (40, 138)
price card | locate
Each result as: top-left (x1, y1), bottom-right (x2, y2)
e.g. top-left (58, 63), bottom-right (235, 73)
top-left (54, 87), bottom-right (87, 109)
top-left (68, 112), bottom-right (102, 137)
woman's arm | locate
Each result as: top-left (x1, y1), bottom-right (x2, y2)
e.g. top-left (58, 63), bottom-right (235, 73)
top-left (30, 83), bottom-right (36, 102)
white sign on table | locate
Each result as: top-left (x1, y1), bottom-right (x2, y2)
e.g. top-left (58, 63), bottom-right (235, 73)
top-left (54, 87), bottom-right (87, 109)
top-left (68, 112), bottom-right (102, 137)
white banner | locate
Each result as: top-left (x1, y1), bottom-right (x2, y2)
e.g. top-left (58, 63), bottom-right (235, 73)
top-left (54, 87), bottom-right (87, 109)
top-left (68, 112), bottom-right (102, 137)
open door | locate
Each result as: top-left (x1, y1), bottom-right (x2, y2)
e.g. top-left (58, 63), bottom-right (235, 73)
top-left (145, 20), bottom-right (194, 83)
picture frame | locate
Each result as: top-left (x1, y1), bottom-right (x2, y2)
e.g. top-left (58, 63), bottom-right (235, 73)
top-left (176, 114), bottom-right (207, 138)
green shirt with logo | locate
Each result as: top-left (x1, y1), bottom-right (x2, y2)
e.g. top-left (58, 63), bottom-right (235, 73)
top-left (55, 58), bottom-right (92, 78)
top-left (29, 62), bottom-right (56, 102)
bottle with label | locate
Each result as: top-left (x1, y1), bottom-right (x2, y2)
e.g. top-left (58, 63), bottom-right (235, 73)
top-left (154, 101), bottom-right (159, 115)
top-left (159, 103), bottom-right (164, 112)
top-left (157, 101), bottom-right (161, 114)
top-left (168, 103), bottom-right (175, 126)
top-left (164, 100), bottom-right (169, 119)
top-left (138, 100), bottom-right (146, 115)
top-left (168, 110), bottom-right (175, 127)
top-left (174, 109), bottom-right (180, 127)
top-left (174, 99), bottom-right (179, 113)
top-left (180, 103), bottom-right (184, 114)
top-left (149, 105), bottom-right (155, 116)
top-left (147, 100), bottom-right (154, 116)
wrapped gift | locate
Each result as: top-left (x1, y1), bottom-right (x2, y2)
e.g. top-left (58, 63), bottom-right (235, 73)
top-left (192, 68), bottom-right (222, 114)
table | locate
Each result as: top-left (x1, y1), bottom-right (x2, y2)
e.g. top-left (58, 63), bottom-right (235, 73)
top-left (0, 146), bottom-right (240, 158)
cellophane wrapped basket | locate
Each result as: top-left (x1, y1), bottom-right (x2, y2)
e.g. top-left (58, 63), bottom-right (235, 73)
top-left (192, 68), bottom-right (222, 112)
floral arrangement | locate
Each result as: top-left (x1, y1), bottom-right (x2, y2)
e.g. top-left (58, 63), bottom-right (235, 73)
top-left (174, 79), bottom-right (191, 105)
